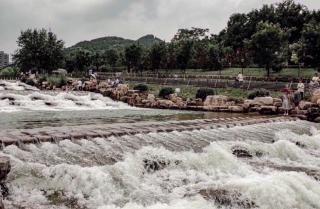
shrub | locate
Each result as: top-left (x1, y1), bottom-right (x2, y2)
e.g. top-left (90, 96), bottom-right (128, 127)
top-left (0, 67), bottom-right (20, 77)
top-left (248, 89), bottom-right (270, 99)
top-left (196, 88), bottom-right (215, 101)
top-left (159, 87), bottom-right (174, 99)
top-left (272, 64), bottom-right (283, 73)
top-left (133, 83), bottom-right (149, 92)
top-left (47, 75), bottom-right (67, 88)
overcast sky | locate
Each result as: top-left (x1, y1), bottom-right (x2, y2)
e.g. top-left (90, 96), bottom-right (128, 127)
top-left (1, 0), bottom-right (320, 56)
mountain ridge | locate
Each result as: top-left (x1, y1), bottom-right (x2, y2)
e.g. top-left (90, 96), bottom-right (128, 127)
top-left (67, 34), bottom-right (163, 52)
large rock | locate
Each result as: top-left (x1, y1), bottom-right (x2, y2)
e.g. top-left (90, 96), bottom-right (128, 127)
top-left (157, 100), bottom-right (176, 108)
top-left (147, 94), bottom-right (156, 102)
top-left (228, 106), bottom-right (244, 113)
top-left (0, 157), bottom-right (10, 182)
top-left (311, 89), bottom-right (320, 103)
top-left (204, 95), bottom-right (228, 106)
top-left (299, 101), bottom-right (314, 110)
top-left (253, 97), bottom-right (274, 106)
top-left (259, 106), bottom-right (277, 115)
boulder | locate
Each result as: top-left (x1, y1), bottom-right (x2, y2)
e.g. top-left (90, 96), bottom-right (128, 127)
top-left (311, 89), bottom-right (320, 103)
top-left (0, 157), bottom-right (10, 182)
top-left (314, 117), bottom-right (320, 123)
top-left (157, 100), bottom-right (176, 108)
top-left (204, 95), bottom-right (228, 106)
top-left (228, 106), bottom-right (244, 113)
top-left (299, 101), bottom-right (314, 110)
top-left (199, 189), bottom-right (256, 209)
top-left (259, 106), bottom-right (277, 115)
top-left (253, 97), bottom-right (274, 106)
top-left (232, 146), bottom-right (253, 158)
top-left (147, 94), bottom-right (156, 102)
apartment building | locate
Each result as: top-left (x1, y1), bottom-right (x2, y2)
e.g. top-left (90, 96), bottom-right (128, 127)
top-left (0, 51), bottom-right (9, 68)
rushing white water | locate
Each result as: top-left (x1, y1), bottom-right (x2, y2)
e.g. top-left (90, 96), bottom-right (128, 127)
top-left (0, 91), bottom-right (133, 112)
top-left (0, 80), bottom-right (39, 91)
top-left (2, 120), bottom-right (320, 209)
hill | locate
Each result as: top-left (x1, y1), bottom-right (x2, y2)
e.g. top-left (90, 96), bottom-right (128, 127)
top-left (67, 34), bottom-right (163, 53)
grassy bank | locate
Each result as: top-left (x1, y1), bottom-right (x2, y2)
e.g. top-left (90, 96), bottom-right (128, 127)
top-left (142, 68), bottom-right (317, 79)
top-left (128, 82), bottom-right (281, 100)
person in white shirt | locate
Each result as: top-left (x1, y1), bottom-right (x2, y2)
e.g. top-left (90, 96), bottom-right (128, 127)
top-left (297, 80), bottom-right (305, 99)
top-left (236, 72), bottom-right (244, 87)
top-left (312, 73), bottom-right (319, 83)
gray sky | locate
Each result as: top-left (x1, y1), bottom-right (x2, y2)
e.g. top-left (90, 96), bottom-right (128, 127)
top-left (1, 0), bottom-right (320, 56)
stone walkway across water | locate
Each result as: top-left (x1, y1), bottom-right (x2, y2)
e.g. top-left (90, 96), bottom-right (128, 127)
top-left (0, 116), bottom-right (298, 147)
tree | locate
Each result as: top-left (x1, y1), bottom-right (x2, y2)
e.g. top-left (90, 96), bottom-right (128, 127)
top-left (176, 41), bottom-right (193, 73)
top-left (71, 49), bottom-right (92, 72)
top-left (105, 49), bottom-right (119, 70)
top-left (208, 44), bottom-right (222, 72)
top-left (124, 44), bottom-right (142, 73)
top-left (301, 21), bottom-right (320, 71)
top-left (13, 29), bottom-right (64, 73)
top-left (90, 51), bottom-right (105, 71)
top-left (149, 42), bottom-right (166, 73)
top-left (249, 22), bottom-right (286, 77)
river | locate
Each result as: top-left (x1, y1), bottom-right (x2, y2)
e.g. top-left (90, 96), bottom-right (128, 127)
top-left (0, 81), bottom-right (320, 209)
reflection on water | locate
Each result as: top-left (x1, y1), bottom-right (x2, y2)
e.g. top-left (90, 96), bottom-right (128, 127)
top-left (0, 109), bottom-right (247, 129)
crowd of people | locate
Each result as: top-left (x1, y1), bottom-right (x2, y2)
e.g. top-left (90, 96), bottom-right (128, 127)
top-left (233, 72), bottom-right (319, 116)
top-left (281, 73), bottom-right (319, 115)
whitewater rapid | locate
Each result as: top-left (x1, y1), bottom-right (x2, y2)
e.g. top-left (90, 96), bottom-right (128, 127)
top-left (2, 120), bottom-right (320, 209)
top-left (0, 80), bottom-right (39, 91)
top-left (0, 91), bottom-right (133, 112)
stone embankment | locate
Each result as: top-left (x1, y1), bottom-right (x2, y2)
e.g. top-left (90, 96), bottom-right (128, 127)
top-left (96, 82), bottom-right (320, 123)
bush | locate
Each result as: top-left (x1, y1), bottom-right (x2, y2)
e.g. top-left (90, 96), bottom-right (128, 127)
top-left (248, 89), bottom-right (270, 99)
top-left (133, 83), bottom-right (149, 92)
top-left (159, 87), bottom-right (174, 99)
top-left (196, 88), bottom-right (215, 101)
top-left (0, 67), bottom-right (20, 77)
top-left (47, 75), bottom-right (67, 88)
top-left (272, 64), bottom-right (283, 73)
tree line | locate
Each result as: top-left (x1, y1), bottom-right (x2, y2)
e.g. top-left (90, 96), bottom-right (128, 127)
top-left (13, 0), bottom-right (320, 76)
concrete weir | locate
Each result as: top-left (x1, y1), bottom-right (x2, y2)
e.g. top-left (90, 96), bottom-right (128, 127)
top-left (0, 116), bottom-right (299, 147)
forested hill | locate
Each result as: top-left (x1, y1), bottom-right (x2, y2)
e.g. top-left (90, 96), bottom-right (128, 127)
top-left (67, 34), bottom-right (163, 52)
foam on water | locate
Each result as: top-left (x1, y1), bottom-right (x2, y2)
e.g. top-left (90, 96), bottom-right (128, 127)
top-left (2, 121), bottom-right (320, 209)
top-left (0, 91), bottom-right (133, 112)
top-left (0, 80), bottom-right (39, 91)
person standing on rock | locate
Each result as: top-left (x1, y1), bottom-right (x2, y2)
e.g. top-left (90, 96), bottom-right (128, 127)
top-left (297, 80), bottom-right (305, 100)
top-left (281, 84), bottom-right (292, 116)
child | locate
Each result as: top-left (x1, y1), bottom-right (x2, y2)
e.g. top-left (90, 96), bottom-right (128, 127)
top-left (281, 85), bottom-right (292, 116)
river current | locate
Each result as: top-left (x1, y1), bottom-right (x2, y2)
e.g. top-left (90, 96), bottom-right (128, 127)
top-left (0, 81), bottom-right (320, 209)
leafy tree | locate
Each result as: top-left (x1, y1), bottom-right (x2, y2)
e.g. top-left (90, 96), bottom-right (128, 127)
top-left (301, 21), bottom-right (320, 70)
top-left (105, 49), bottom-right (119, 70)
top-left (124, 44), bottom-right (142, 73)
top-left (13, 29), bottom-right (64, 73)
top-left (90, 52), bottom-right (105, 71)
top-left (249, 22), bottom-right (286, 77)
top-left (208, 44), bottom-right (222, 72)
top-left (149, 43), bottom-right (166, 73)
top-left (176, 41), bottom-right (193, 73)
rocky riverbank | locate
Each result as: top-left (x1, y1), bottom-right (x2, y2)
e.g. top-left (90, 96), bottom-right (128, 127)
top-left (94, 82), bottom-right (320, 123)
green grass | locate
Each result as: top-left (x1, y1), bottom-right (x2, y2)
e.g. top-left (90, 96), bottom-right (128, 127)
top-left (128, 82), bottom-right (281, 100)
top-left (146, 68), bottom-right (317, 78)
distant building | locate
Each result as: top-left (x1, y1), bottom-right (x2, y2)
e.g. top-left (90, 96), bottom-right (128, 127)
top-left (0, 51), bottom-right (9, 68)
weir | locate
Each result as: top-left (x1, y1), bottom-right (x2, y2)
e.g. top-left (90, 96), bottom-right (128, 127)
top-left (0, 116), bottom-right (298, 147)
